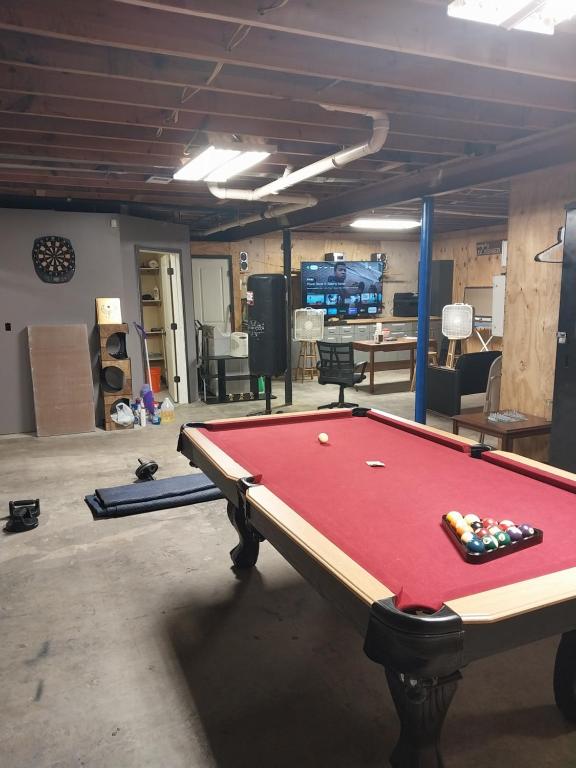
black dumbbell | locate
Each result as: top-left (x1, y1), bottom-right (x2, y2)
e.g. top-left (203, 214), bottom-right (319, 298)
top-left (135, 458), bottom-right (158, 482)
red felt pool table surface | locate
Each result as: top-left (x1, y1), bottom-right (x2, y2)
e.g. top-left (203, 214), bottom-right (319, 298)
top-left (196, 409), bottom-right (576, 612)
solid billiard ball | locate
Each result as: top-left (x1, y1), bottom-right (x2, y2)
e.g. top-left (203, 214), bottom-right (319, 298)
top-left (476, 527), bottom-right (490, 539)
top-left (471, 521), bottom-right (483, 531)
top-left (446, 511), bottom-right (463, 525)
top-left (464, 514), bottom-right (481, 526)
top-left (318, 433), bottom-right (329, 444)
top-left (507, 526), bottom-right (523, 542)
top-left (482, 517), bottom-right (497, 529)
top-left (495, 531), bottom-right (511, 547)
top-left (482, 535), bottom-right (499, 551)
top-left (456, 520), bottom-right (473, 536)
top-left (460, 531), bottom-right (475, 544)
top-left (518, 523), bottom-right (535, 538)
top-left (499, 519), bottom-right (515, 530)
top-left (467, 538), bottom-right (486, 554)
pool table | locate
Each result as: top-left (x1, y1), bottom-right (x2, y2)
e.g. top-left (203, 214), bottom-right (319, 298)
top-left (178, 407), bottom-right (576, 767)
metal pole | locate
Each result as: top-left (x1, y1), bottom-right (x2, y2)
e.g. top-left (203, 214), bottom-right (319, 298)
top-left (282, 229), bottom-right (293, 406)
top-left (415, 197), bottom-right (434, 424)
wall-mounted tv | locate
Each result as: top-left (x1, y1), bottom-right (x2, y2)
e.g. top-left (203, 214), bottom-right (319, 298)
top-left (301, 261), bottom-right (384, 318)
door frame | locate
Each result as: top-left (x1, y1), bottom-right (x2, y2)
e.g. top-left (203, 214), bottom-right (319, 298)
top-left (135, 245), bottom-right (190, 403)
top-left (190, 254), bottom-right (235, 330)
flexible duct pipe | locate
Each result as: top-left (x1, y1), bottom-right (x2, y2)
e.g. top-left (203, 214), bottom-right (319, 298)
top-left (208, 110), bottom-right (390, 203)
top-left (208, 186), bottom-right (316, 205)
top-left (202, 198), bottom-right (317, 236)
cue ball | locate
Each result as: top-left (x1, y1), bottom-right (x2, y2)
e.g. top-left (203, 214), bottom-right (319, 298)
top-left (318, 432), bottom-right (329, 444)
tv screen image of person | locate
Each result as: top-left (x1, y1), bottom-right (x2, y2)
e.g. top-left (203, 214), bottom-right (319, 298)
top-left (301, 261), bottom-right (384, 318)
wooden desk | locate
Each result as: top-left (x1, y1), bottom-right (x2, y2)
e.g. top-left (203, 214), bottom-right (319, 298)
top-left (452, 411), bottom-right (552, 452)
top-left (353, 337), bottom-right (417, 393)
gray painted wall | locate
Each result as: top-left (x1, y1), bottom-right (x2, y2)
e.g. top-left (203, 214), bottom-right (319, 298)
top-left (0, 209), bottom-right (195, 435)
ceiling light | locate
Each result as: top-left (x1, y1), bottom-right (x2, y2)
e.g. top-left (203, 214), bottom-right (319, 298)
top-left (205, 151), bottom-right (271, 182)
top-left (447, 0), bottom-right (576, 34)
top-left (174, 147), bottom-right (240, 181)
top-left (173, 146), bottom-right (271, 182)
top-left (350, 218), bottom-right (421, 231)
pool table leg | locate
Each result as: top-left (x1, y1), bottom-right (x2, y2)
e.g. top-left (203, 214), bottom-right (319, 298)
top-left (385, 668), bottom-right (460, 768)
top-left (554, 630), bottom-right (576, 723)
top-left (226, 501), bottom-right (262, 568)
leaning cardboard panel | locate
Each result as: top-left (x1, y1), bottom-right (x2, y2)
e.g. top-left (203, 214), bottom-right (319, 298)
top-left (28, 325), bottom-right (95, 436)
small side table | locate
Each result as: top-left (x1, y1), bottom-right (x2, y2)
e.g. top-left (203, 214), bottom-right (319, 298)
top-left (452, 411), bottom-right (552, 453)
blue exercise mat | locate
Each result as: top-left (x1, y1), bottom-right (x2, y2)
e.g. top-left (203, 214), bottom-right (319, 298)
top-left (85, 473), bottom-right (224, 518)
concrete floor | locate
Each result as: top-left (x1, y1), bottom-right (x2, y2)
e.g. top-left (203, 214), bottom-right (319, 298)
top-left (1, 371), bottom-right (575, 768)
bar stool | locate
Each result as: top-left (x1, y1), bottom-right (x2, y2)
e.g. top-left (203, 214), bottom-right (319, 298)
top-left (295, 341), bottom-right (318, 382)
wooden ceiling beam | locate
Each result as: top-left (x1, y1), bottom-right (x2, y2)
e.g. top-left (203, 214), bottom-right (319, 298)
top-left (0, 116), bottom-right (448, 166)
top-left (112, 0), bottom-right (576, 81)
top-left (0, 92), bottom-right (471, 155)
top-left (0, 31), bottom-right (572, 128)
top-left (0, 131), bottom-right (414, 175)
top-left (0, 63), bottom-right (535, 145)
top-left (1, 0), bottom-right (576, 112)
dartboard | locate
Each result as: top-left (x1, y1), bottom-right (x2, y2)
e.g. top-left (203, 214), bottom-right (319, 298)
top-left (32, 236), bottom-right (76, 284)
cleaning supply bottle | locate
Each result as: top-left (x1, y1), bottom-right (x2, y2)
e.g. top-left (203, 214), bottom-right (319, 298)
top-left (141, 384), bottom-right (155, 415)
top-left (160, 397), bottom-right (175, 423)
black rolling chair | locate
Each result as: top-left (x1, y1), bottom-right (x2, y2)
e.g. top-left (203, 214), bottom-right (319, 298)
top-left (316, 341), bottom-right (367, 409)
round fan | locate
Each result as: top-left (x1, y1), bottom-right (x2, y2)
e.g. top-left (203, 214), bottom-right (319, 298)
top-left (32, 236), bottom-right (76, 284)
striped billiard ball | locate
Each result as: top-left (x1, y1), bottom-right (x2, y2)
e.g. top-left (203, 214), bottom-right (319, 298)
top-left (488, 525), bottom-right (501, 537)
top-left (464, 514), bottom-right (481, 526)
top-left (482, 517), bottom-right (497, 529)
top-left (460, 531), bottom-right (475, 544)
top-left (499, 519), bottom-right (515, 530)
top-left (482, 535), bottom-right (499, 551)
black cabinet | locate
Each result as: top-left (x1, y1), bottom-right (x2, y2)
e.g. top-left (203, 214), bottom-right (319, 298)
top-left (550, 205), bottom-right (576, 471)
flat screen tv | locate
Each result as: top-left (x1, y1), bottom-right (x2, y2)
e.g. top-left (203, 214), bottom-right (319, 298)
top-left (301, 261), bottom-right (384, 318)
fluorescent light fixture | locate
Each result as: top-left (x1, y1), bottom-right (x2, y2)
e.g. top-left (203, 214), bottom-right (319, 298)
top-left (447, 0), bottom-right (576, 34)
top-left (173, 145), bottom-right (271, 182)
top-left (205, 151), bottom-right (271, 182)
top-left (350, 218), bottom-right (421, 231)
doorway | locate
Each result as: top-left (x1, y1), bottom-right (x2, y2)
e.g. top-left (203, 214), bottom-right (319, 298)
top-left (191, 256), bottom-right (233, 331)
top-left (136, 248), bottom-right (189, 404)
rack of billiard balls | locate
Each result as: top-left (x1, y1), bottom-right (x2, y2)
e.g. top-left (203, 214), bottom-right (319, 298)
top-left (442, 512), bottom-right (543, 564)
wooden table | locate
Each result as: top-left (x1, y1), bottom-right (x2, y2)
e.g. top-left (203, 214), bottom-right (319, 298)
top-left (353, 337), bottom-right (417, 393)
top-left (452, 411), bottom-right (552, 452)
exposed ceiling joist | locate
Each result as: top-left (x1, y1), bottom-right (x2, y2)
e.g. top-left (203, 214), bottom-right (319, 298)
top-left (1, 1), bottom-right (576, 111)
top-left (110, 0), bottom-right (576, 80)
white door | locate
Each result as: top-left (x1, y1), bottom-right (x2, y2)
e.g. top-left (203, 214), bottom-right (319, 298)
top-left (191, 257), bottom-right (231, 330)
top-left (160, 252), bottom-right (189, 404)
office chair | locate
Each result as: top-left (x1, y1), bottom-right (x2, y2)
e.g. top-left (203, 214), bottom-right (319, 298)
top-left (316, 341), bottom-right (367, 409)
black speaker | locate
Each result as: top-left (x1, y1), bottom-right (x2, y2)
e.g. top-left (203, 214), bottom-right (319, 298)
top-left (240, 250), bottom-right (248, 272)
top-left (247, 274), bottom-right (287, 377)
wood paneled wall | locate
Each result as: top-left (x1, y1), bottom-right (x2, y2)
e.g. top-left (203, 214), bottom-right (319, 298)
top-left (500, 163), bottom-right (576, 461)
top-left (433, 225), bottom-right (507, 352)
top-left (192, 234), bottom-right (419, 329)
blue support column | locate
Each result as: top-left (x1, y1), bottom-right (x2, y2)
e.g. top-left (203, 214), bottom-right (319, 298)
top-left (415, 197), bottom-right (435, 424)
